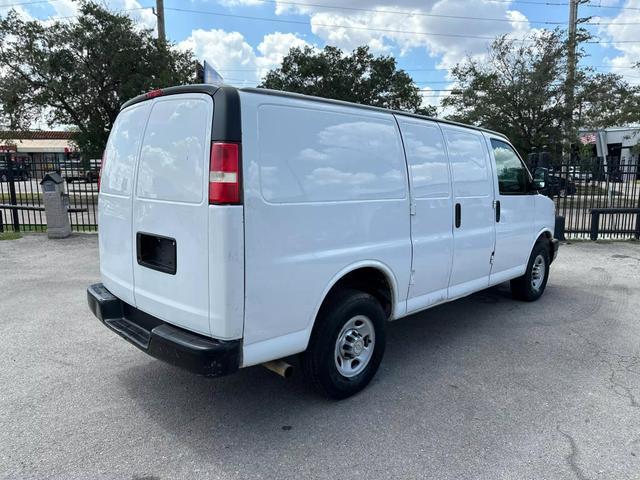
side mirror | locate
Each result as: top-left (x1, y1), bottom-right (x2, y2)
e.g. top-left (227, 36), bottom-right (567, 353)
top-left (532, 167), bottom-right (546, 191)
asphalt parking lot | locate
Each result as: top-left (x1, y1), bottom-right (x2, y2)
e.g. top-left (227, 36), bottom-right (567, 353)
top-left (1, 234), bottom-right (639, 480)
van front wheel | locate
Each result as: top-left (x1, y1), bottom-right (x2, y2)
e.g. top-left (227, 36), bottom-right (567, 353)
top-left (302, 289), bottom-right (386, 399)
top-left (511, 242), bottom-right (550, 302)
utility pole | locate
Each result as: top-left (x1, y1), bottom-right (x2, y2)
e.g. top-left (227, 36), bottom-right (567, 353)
top-left (153, 0), bottom-right (166, 44)
top-left (565, 0), bottom-right (579, 153)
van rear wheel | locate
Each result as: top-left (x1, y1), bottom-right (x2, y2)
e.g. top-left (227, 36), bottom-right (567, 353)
top-left (510, 241), bottom-right (550, 302)
top-left (302, 289), bottom-right (386, 399)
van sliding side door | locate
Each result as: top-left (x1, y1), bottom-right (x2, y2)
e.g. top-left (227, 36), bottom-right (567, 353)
top-left (442, 125), bottom-right (497, 299)
top-left (396, 117), bottom-right (454, 312)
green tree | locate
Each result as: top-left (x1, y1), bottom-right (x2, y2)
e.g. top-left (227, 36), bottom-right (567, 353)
top-left (577, 72), bottom-right (640, 130)
top-left (442, 30), bottom-right (639, 158)
top-left (442, 31), bottom-right (568, 157)
top-left (0, 1), bottom-right (196, 156)
top-left (259, 45), bottom-right (435, 116)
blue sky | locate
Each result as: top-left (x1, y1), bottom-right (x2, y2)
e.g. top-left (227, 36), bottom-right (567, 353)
top-left (3, 0), bottom-right (639, 110)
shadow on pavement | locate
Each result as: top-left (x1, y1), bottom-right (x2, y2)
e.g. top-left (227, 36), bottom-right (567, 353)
top-left (115, 283), bottom-right (525, 458)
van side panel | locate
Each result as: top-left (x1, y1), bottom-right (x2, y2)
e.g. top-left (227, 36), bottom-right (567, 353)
top-left (99, 102), bottom-right (152, 306)
top-left (239, 91), bottom-right (411, 364)
top-left (208, 206), bottom-right (244, 340)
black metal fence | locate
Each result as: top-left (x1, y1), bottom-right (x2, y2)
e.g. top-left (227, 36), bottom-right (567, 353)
top-left (1, 152), bottom-right (639, 239)
top-left (549, 157), bottom-right (640, 239)
top-left (0, 152), bottom-right (98, 232)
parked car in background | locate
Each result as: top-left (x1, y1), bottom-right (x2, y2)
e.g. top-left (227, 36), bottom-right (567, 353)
top-left (540, 168), bottom-right (577, 198)
top-left (88, 85), bottom-right (558, 399)
top-left (84, 159), bottom-right (100, 183)
top-left (59, 159), bottom-right (100, 183)
top-left (568, 166), bottom-right (592, 183)
top-left (0, 159), bottom-right (30, 181)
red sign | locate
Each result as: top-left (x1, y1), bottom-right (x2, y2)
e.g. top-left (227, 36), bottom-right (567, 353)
top-left (0, 144), bottom-right (17, 152)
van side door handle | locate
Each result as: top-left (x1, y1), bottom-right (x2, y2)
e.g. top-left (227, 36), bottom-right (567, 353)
top-left (455, 203), bottom-right (461, 228)
top-left (495, 200), bottom-right (501, 222)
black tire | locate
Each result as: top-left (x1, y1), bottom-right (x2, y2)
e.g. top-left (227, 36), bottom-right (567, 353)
top-left (510, 241), bottom-right (551, 302)
top-left (0, 173), bottom-right (7, 182)
top-left (302, 289), bottom-right (387, 399)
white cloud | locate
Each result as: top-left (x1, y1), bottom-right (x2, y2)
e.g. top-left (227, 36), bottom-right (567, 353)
top-left (256, 32), bottom-right (310, 76)
top-left (178, 29), bottom-right (310, 86)
top-left (598, 0), bottom-right (640, 85)
top-left (272, 0), bottom-right (535, 68)
top-left (1, 0), bottom-right (156, 32)
top-left (0, 0), bottom-right (33, 19)
top-left (49, 0), bottom-right (77, 17)
top-left (218, 0), bottom-right (264, 6)
top-left (178, 29), bottom-right (259, 84)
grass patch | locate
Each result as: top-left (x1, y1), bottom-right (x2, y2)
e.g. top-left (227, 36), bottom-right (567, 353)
top-left (0, 193), bottom-right (98, 204)
top-left (0, 224), bottom-right (97, 233)
top-left (0, 231), bottom-right (22, 240)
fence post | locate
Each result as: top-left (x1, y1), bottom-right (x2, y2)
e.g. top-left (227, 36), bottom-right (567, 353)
top-left (590, 211), bottom-right (599, 241)
top-left (6, 156), bottom-right (19, 231)
top-left (554, 215), bottom-right (566, 241)
top-left (0, 210), bottom-right (3, 232)
top-left (635, 212), bottom-right (640, 240)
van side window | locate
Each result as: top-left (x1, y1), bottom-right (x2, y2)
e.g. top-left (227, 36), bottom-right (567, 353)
top-left (257, 105), bottom-right (406, 203)
top-left (444, 129), bottom-right (490, 198)
top-left (397, 121), bottom-right (450, 199)
top-left (491, 139), bottom-right (529, 194)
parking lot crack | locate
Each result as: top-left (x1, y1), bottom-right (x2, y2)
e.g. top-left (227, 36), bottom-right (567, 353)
top-left (557, 426), bottom-right (591, 480)
top-left (571, 330), bottom-right (640, 408)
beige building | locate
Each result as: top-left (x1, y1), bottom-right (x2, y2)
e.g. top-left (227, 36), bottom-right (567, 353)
top-left (0, 131), bottom-right (79, 179)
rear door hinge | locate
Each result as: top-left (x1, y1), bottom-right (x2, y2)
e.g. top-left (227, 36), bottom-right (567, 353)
top-left (409, 269), bottom-right (416, 285)
top-left (410, 202), bottom-right (416, 216)
top-left (490, 252), bottom-right (495, 265)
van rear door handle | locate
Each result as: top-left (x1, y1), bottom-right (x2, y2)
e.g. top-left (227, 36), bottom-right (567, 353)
top-left (455, 203), bottom-right (461, 228)
top-left (495, 200), bottom-right (501, 222)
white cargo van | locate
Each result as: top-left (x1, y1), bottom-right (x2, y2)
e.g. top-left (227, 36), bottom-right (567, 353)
top-left (88, 85), bottom-right (558, 399)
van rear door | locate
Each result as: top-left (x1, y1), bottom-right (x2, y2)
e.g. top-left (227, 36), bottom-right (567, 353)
top-left (131, 93), bottom-right (213, 336)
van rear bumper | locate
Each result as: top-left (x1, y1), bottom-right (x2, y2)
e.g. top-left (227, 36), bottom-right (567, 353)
top-left (87, 283), bottom-right (241, 377)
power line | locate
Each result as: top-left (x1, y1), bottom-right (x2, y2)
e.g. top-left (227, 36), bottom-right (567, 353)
top-left (163, 6), bottom-right (640, 44)
top-left (488, 0), bottom-right (640, 10)
top-left (583, 1), bottom-right (640, 11)
top-left (220, 0), bottom-right (640, 26)
top-left (248, 0), bottom-right (566, 25)
top-left (0, 0), bottom-right (64, 7)
top-left (164, 7), bottom-right (500, 41)
top-left (11, 3), bottom-right (640, 44)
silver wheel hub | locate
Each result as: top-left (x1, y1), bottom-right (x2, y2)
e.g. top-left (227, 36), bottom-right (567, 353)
top-left (531, 254), bottom-right (546, 290)
top-left (335, 315), bottom-right (375, 378)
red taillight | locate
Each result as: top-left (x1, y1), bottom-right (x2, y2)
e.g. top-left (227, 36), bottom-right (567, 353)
top-left (209, 142), bottom-right (240, 204)
top-left (146, 89), bottom-right (163, 99)
top-left (98, 151), bottom-right (105, 192)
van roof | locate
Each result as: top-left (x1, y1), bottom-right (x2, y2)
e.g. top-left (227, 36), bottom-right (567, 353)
top-left (240, 87), bottom-right (508, 139)
top-left (121, 84), bottom-right (508, 140)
